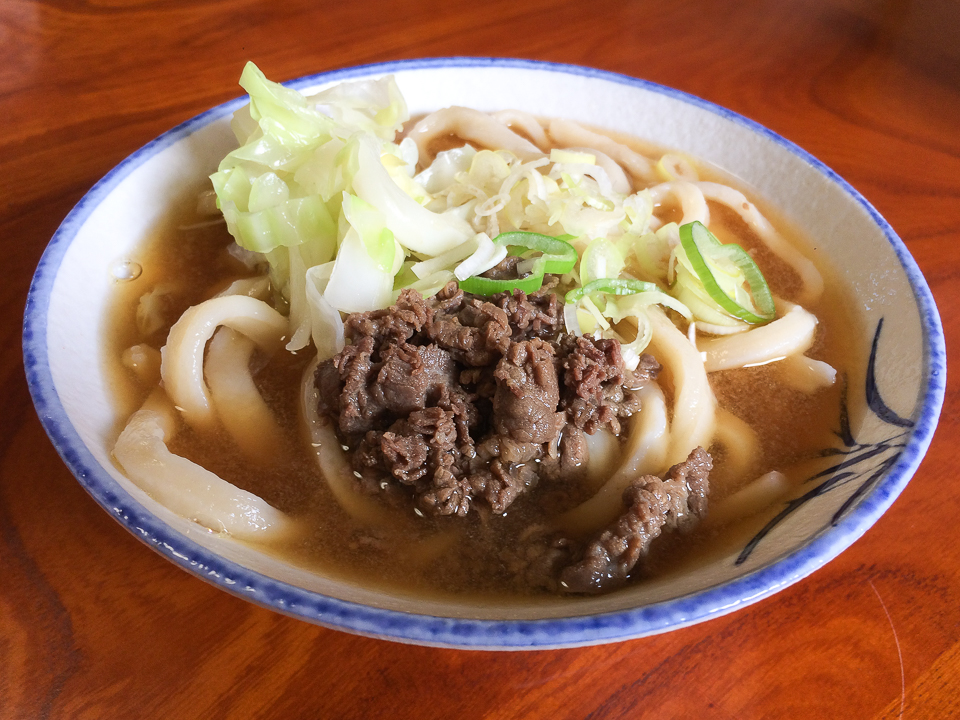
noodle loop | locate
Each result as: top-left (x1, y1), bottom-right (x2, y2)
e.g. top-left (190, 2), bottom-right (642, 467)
top-left (160, 295), bottom-right (288, 431)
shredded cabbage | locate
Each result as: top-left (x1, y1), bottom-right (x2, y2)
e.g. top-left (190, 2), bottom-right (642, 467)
top-left (210, 63), bottom-right (776, 368)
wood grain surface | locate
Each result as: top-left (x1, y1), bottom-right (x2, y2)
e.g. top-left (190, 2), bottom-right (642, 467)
top-left (3, 0), bottom-right (959, 717)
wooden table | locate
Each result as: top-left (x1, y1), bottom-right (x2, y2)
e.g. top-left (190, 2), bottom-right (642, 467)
top-left (3, 0), bottom-right (958, 717)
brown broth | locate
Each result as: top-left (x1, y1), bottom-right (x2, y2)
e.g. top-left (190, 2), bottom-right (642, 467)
top-left (103, 134), bottom-right (865, 601)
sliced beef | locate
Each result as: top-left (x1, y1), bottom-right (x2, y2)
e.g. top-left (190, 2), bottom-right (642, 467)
top-left (560, 335), bottom-right (653, 435)
top-left (539, 424), bottom-right (590, 483)
top-left (326, 336), bottom-right (382, 436)
top-left (373, 342), bottom-right (457, 416)
top-left (315, 281), bottom-right (666, 526)
top-left (317, 338), bottom-right (462, 438)
top-left (367, 406), bottom-right (475, 517)
top-left (467, 459), bottom-right (539, 515)
top-left (344, 288), bottom-right (430, 345)
top-left (426, 294), bottom-right (512, 367)
top-left (492, 287), bottom-right (563, 342)
top-left (493, 339), bottom-right (563, 445)
top-left (633, 353), bottom-right (662, 385)
top-left (481, 255), bottom-right (522, 280)
top-left (559, 447), bottom-right (713, 594)
top-left (499, 527), bottom-right (575, 592)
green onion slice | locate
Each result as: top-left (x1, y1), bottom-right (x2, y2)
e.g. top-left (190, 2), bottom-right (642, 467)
top-left (496, 231), bottom-right (578, 275)
top-left (459, 271), bottom-right (546, 295)
top-left (565, 278), bottom-right (659, 304)
top-left (678, 221), bottom-right (775, 324)
top-left (459, 232), bottom-right (577, 295)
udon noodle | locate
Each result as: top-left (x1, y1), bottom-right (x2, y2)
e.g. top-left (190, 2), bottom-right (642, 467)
top-left (106, 63), bottom-right (854, 596)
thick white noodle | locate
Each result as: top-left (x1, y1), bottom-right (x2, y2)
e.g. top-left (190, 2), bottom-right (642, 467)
top-left (646, 307), bottom-right (717, 466)
top-left (776, 353), bottom-right (837, 392)
top-left (714, 408), bottom-right (760, 482)
top-left (301, 356), bottom-right (396, 526)
top-left (648, 181), bottom-right (710, 226)
top-left (581, 428), bottom-right (622, 487)
top-left (703, 471), bottom-right (790, 529)
top-left (407, 107), bottom-right (544, 163)
top-left (213, 276), bottom-right (270, 300)
top-left (205, 328), bottom-right (287, 463)
top-left (694, 321), bottom-right (750, 336)
top-left (121, 343), bottom-right (161, 386)
top-left (555, 382), bottom-right (669, 536)
top-left (491, 109), bottom-right (551, 150)
top-left (699, 303), bottom-right (817, 372)
top-left (136, 284), bottom-right (174, 337)
top-left (160, 295), bottom-right (288, 432)
top-left (695, 181), bottom-right (824, 305)
top-left (547, 118), bottom-right (656, 182)
top-left (113, 392), bottom-right (293, 540)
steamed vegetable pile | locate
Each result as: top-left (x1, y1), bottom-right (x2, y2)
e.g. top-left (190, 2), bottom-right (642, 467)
top-left (210, 62), bottom-right (774, 369)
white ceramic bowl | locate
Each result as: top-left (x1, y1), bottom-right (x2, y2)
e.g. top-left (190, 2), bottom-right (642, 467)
top-left (23, 58), bottom-right (946, 649)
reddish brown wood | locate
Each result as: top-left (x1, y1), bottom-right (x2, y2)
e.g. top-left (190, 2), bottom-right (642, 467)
top-left (2, 0), bottom-right (959, 717)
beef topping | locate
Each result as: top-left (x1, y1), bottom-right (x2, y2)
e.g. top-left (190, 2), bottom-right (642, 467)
top-left (314, 282), bottom-right (696, 595)
top-left (493, 339), bottom-right (563, 444)
top-left (558, 447), bottom-right (713, 594)
top-left (316, 282), bottom-right (660, 517)
top-left (559, 335), bottom-right (640, 435)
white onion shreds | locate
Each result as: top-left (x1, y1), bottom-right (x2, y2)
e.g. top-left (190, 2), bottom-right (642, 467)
top-left (699, 304), bottom-right (818, 372)
top-left (301, 357), bottom-right (396, 525)
top-left (547, 118), bottom-right (655, 182)
top-left (406, 270), bottom-right (455, 297)
top-left (696, 181), bottom-right (824, 305)
top-left (454, 234), bottom-right (507, 281)
top-left (562, 146), bottom-right (632, 194)
top-left (352, 137), bottom-right (474, 255)
top-left (113, 396), bottom-right (293, 540)
top-left (777, 353), bottom-right (837, 393)
top-left (491, 109), bottom-right (551, 150)
top-left (646, 306), bottom-right (717, 466)
top-left (714, 408), bottom-right (760, 482)
top-left (563, 302), bottom-right (583, 336)
top-left (407, 107), bottom-right (544, 163)
top-left (703, 471), bottom-right (790, 529)
top-left (648, 181), bottom-right (710, 226)
top-left (412, 236), bottom-right (478, 279)
top-left (205, 328), bottom-right (286, 463)
top-left (160, 295), bottom-right (288, 432)
top-left (556, 383), bottom-right (669, 536)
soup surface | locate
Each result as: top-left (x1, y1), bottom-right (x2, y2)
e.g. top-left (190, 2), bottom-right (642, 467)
top-left (104, 110), bottom-right (863, 601)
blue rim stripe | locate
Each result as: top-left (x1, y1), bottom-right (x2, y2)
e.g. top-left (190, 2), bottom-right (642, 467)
top-left (22, 57), bottom-right (946, 649)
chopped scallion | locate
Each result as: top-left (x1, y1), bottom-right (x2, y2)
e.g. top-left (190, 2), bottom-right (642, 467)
top-left (565, 278), bottom-right (659, 304)
top-left (459, 271), bottom-right (545, 295)
top-left (459, 231), bottom-right (577, 295)
top-left (678, 221), bottom-right (775, 324)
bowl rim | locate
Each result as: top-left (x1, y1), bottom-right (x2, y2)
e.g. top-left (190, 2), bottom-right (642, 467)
top-left (22, 56), bottom-right (947, 649)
